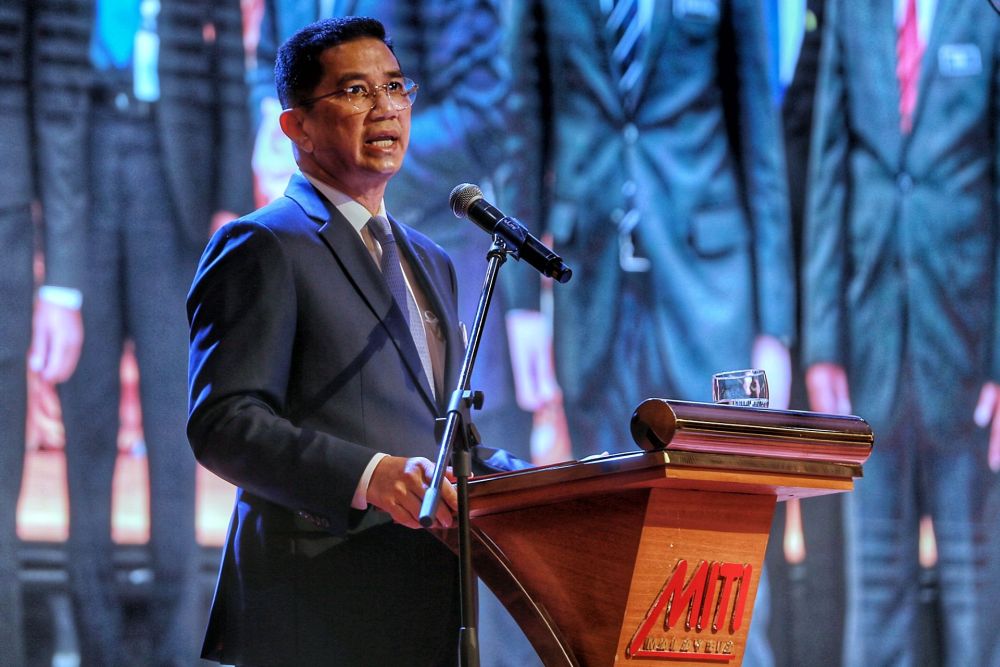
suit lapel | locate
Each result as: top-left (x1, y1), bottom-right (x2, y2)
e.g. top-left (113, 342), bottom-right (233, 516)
top-left (855, 1), bottom-right (902, 165)
top-left (284, 174), bottom-right (438, 413)
top-left (632, 0), bottom-right (666, 106)
top-left (909, 0), bottom-right (951, 141)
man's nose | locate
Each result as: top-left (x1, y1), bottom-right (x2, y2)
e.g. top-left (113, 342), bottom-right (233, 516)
top-left (369, 86), bottom-right (400, 115)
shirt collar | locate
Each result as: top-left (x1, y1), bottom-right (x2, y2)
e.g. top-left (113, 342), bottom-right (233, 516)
top-left (302, 172), bottom-right (389, 233)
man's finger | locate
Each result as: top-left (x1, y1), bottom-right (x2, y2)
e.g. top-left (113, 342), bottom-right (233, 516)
top-left (989, 412), bottom-right (1000, 473)
top-left (28, 331), bottom-right (49, 374)
top-left (835, 381), bottom-right (852, 415)
top-left (44, 340), bottom-right (69, 383)
top-left (974, 383), bottom-right (996, 428)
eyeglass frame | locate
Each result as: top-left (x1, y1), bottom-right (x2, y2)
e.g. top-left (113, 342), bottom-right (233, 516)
top-left (295, 77), bottom-right (419, 114)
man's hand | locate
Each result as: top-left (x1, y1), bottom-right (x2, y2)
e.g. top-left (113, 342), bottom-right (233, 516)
top-left (28, 299), bottom-right (83, 384)
top-left (366, 456), bottom-right (457, 529)
top-left (806, 362), bottom-right (852, 415)
top-left (530, 398), bottom-right (573, 465)
top-left (506, 309), bottom-right (561, 412)
top-left (974, 382), bottom-right (1000, 472)
top-left (751, 334), bottom-right (792, 410)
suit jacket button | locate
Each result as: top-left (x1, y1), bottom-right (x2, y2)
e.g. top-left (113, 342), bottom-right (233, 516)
top-left (897, 172), bottom-right (913, 193)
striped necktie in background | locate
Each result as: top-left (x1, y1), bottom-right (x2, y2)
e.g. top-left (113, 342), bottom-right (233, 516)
top-left (604, 0), bottom-right (647, 111)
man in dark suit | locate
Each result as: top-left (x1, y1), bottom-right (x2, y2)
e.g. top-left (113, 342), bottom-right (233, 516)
top-left (502, 4), bottom-right (794, 665)
top-left (247, 0), bottom-right (529, 460)
top-left (803, 1), bottom-right (1000, 663)
top-left (505, 0), bottom-right (796, 460)
top-left (0, 5), bottom-right (31, 657)
top-left (32, 0), bottom-right (253, 664)
top-left (188, 17), bottom-right (506, 665)
top-left (247, 6), bottom-right (537, 663)
top-left (0, 5), bottom-right (36, 664)
top-left (1, 3), bottom-right (85, 664)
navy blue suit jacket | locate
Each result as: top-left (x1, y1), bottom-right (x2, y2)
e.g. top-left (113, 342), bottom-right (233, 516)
top-left (187, 173), bottom-right (468, 665)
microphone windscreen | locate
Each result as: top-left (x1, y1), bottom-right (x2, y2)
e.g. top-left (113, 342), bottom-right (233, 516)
top-left (449, 183), bottom-right (483, 218)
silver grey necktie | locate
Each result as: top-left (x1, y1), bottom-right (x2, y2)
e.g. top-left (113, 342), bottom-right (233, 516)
top-left (367, 215), bottom-right (435, 394)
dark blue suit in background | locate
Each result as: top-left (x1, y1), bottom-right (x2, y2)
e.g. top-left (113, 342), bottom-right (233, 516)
top-left (0, 2), bottom-right (38, 664)
top-left (804, 1), bottom-right (1000, 664)
top-left (32, 1), bottom-right (253, 663)
top-left (504, 3), bottom-right (794, 666)
top-left (508, 0), bottom-right (795, 460)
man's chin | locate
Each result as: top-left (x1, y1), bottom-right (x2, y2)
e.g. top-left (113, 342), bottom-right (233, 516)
top-left (364, 158), bottom-right (404, 179)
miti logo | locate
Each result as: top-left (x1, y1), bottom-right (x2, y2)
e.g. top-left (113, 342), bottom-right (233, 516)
top-left (626, 559), bottom-right (753, 661)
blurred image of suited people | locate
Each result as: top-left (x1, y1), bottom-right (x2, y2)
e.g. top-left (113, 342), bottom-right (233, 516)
top-left (31, 0), bottom-right (252, 664)
top-left (760, 2), bottom-right (852, 665)
top-left (505, 0), bottom-right (795, 482)
top-left (1, 2), bottom-right (84, 665)
top-left (802, 1), bottom-right (1000, 664)
top-left (504, 3), bottom-right (795, 665)
top-left (247, 0), bottom-right (530, 458)
top-left (0, 5), bottom-right (35, 665)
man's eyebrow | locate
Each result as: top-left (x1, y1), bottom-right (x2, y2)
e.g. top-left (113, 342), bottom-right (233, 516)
top-left (333, 69), bottom-right (405, 86)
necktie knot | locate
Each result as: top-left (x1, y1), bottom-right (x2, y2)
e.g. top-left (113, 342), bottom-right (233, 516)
top-left (367, 215), bottom-right (395, 249)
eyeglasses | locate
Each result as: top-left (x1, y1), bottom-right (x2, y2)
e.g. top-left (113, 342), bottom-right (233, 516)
top-left (297, 77), bottom-right (419, 114)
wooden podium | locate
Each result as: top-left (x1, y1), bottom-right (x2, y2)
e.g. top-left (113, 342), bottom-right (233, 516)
top-left (446, 400), bottom-right (873, 666)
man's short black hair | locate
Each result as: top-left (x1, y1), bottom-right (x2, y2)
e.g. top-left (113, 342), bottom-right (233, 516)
top-left (275, 16), bottom-right (394, 109)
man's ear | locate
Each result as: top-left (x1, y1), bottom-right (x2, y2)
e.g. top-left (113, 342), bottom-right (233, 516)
top-left (279, 107), bottom-right (313, 154)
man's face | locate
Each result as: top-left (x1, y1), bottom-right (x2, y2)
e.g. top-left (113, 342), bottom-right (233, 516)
top-left (286, 38), bottom-right (411, 197)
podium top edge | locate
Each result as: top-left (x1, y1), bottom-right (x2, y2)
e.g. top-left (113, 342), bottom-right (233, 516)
top-left (629, 399), bottom-right (875, 465)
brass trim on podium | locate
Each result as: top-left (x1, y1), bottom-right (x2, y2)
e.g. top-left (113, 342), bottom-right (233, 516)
top-left (631, 399), bottom-right (874, 464)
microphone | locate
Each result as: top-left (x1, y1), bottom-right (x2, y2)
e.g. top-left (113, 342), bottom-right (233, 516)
top-left (449, 183), bottom-right (572, 283)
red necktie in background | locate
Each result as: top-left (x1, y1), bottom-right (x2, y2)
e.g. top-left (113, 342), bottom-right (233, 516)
top-left (896, 0), bottom-right (923, 134)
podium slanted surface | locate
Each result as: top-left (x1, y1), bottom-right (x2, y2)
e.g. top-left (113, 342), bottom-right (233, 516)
top-left (440, 401), bottom-right (872, 666)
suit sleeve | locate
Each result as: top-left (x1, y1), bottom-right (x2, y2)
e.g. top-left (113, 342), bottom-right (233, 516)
top-left (1, 0), bottom-right (33, 212)
top-left (187, 220), bottom-right (376, 536)
top-left (731, 0), bottom-right (795, 344)
top-left (31, 0), bottom-right (93, 290)
top-left (802, 0), bottom-right (850, 368)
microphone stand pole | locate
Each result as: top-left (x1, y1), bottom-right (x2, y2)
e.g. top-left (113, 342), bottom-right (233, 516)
top-left (420, 236), bottom-right (511, 667)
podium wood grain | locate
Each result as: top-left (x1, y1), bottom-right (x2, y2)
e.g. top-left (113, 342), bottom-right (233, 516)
top-left (439, 406), bottom-right (872, 666)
